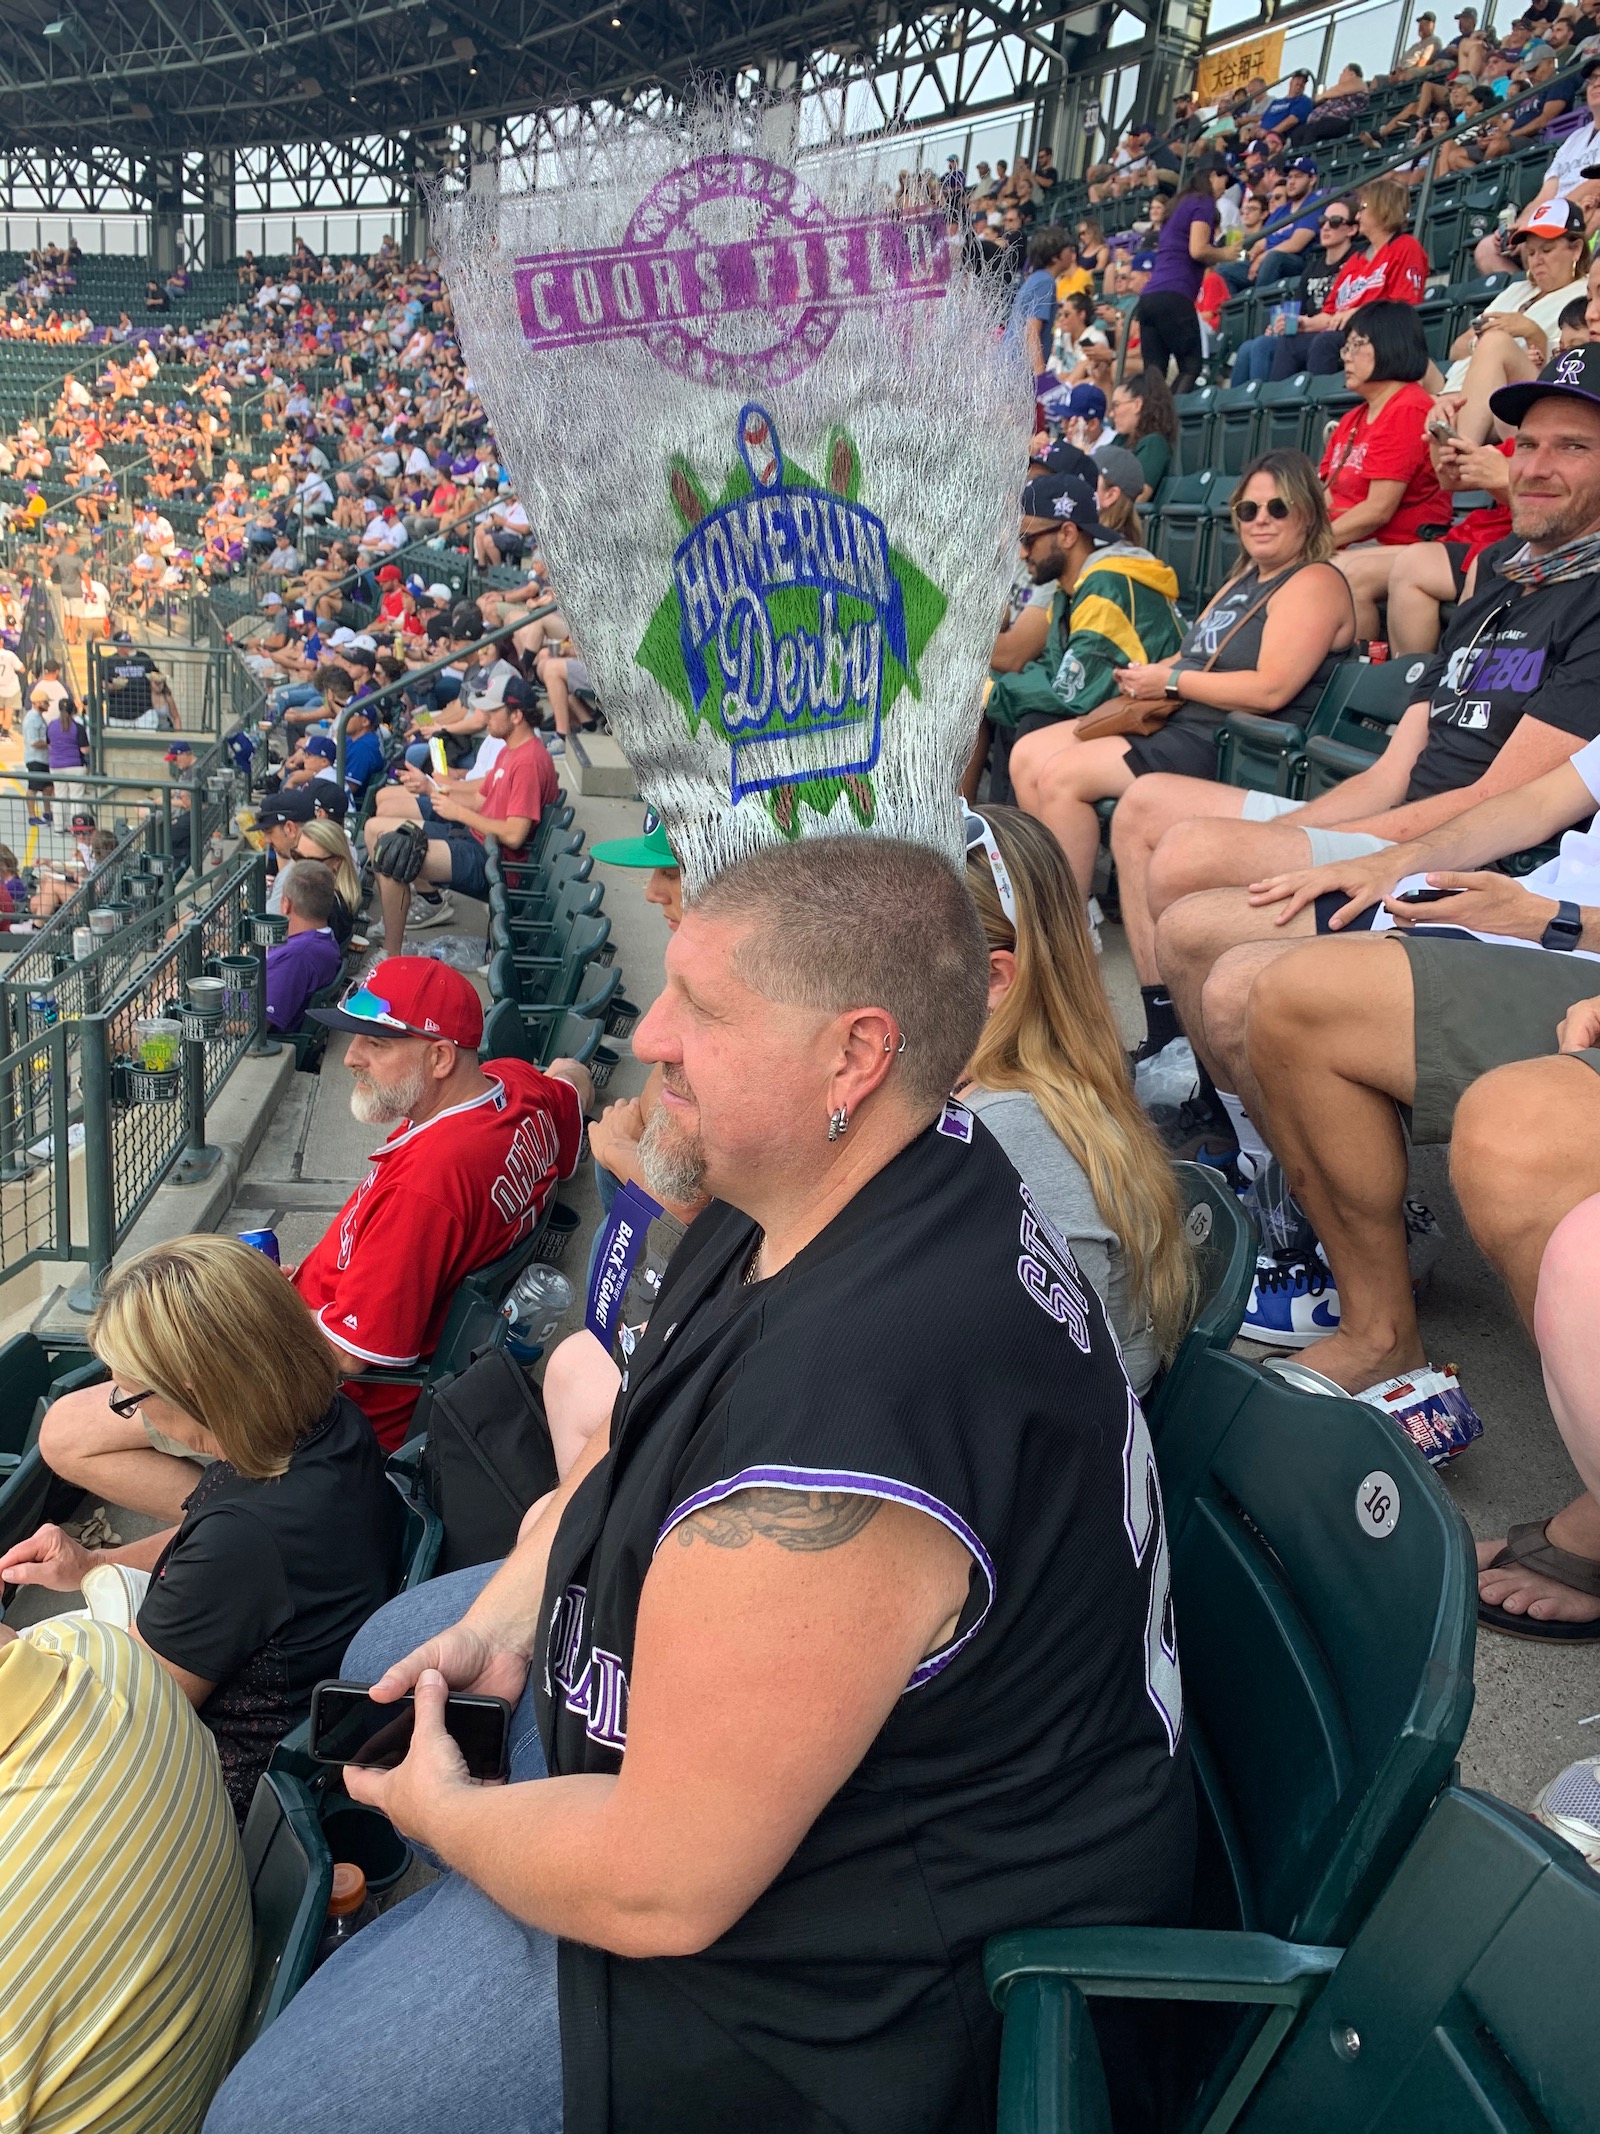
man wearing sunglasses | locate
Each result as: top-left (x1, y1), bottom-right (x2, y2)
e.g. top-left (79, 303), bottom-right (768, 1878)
top-left (1229, 199), bottom-right (1365, 384)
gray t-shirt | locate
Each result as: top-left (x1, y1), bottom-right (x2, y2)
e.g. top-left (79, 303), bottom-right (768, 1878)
top-left (965, 1085), bottom-right (1160, 1396)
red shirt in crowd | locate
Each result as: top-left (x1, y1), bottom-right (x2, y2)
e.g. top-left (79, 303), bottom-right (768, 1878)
top-left (1321, 381), bottom-right (1449, 546)
top-left (475, 733), bottom-right (559, 857)
top-left (1327, 235), bottom-right (1429, 315)
top-left (292, 1058), bottom-right (584, 1448)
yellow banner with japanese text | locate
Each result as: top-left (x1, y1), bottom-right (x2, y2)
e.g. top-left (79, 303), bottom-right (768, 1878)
top-left (1196, 30), bottom-right (1286, 104)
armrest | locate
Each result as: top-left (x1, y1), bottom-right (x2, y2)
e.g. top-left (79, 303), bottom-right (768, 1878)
top-left (984, 1926), bottom-right (1340, 2009)
top-left (1222, 711), bottom-right (1306, 751)
top-left (1304, 736), bottom-right (1377, 779)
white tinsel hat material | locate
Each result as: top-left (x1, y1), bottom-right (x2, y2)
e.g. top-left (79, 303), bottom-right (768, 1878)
top-left (434, 104), bottom-right (1030, 891)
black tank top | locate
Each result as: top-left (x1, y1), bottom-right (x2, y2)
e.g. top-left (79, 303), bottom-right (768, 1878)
top-left (536, 1106), bottom-right (1195, 2134)
top-left (1174, 559), bottom-right (1353, 730)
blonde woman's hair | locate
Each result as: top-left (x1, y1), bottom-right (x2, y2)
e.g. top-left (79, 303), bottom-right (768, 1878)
top-left (90, 1233), bottom-right (339, 1479)
top-left (965, 807), bottom-right (1194, 1360)
top-left (1228, 448), bottom-right (1336, 566)
top-left (295, 815), bottom-right (360, 913)
top-left (1360, 176), bottom-right (1410, 237)
top-left (1097, 489), bottom-right (1146, 546)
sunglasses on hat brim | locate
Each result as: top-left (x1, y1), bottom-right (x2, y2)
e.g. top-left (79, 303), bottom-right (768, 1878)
top-left (307, 982), bottom-right (453, 1043)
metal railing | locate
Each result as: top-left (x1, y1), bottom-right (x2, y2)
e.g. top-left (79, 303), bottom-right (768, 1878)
top-left (0, 848), bottom-right (269, 1299)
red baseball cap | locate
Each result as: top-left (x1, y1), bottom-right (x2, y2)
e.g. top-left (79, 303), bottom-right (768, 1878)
top-left (377, 563), bottom-right (402, 583)
top-left (308, 956), bottom-right (484, 1048)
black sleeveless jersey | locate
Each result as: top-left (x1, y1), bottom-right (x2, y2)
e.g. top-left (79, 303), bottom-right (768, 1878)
top-left (535, 1103), bottom-right (1195, 2134)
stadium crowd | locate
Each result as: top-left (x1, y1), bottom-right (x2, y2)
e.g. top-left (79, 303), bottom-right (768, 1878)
top-left (3, 27), bottom-right (1600, 2132)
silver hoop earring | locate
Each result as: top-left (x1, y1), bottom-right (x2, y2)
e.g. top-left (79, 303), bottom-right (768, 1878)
top-left (828, 1106), bottom-right (849, 1141)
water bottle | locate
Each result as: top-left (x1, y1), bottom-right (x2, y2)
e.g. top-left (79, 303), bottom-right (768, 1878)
top-left (313, 1863), bottom-right (378, 1969)
top-left (502, 1264), bottom-right (575, 1359)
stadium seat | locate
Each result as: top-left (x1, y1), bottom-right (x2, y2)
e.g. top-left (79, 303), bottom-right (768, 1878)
top-left (232, 1769), bottom-right (333, 2059)
top-left (1152, 472), bottom-right (1224, 613)
top-left (1145, 1163), bottom-right (1257, 1439)
top-left (1258, 375), bottom-right (1311, 458)
top-left (0, 1345), bottom-right (106, 1555)
top-left (986, 1345), bottom-right (1476, 2134)
top-left (384, 1437), bottom-right (445, 1590)
top-left (1213, 708), bottom-right (1311, 797)
top-left (1212, 386), bottom-right (1264, 478)
top-left (1299, 659), bottom-right (1429, 798)
top-left (1413, 291), bottom-right (1456, 363)
top-left (1174, 388), bottom-right (1217, 477)
top-left (486, 912), bottom-right (613, 1014)
top-left (1234, 1786), bottom-right (1600, 2134)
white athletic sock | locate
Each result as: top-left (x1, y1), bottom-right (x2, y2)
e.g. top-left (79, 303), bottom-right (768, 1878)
top-left (1218, 1089), bottom-right (1272, 1168)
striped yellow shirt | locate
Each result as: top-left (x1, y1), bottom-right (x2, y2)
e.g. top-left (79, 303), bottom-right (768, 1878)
top-left (0, 1619), bottom-right (252, 2134)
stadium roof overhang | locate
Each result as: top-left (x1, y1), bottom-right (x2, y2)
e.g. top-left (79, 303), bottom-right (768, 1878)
top-left (0, 0), bottom-right (1084, 156)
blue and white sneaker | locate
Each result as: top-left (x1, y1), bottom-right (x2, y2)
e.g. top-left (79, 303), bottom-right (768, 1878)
top-left (1359, 1365), bottom-right (1485, 1467)
top-left (1241, 1254), bottom-right (1341, 1348)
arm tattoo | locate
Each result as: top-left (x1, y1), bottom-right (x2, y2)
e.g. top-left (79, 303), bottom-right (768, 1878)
top-left (675, 1488), bottom-right (883, 1553)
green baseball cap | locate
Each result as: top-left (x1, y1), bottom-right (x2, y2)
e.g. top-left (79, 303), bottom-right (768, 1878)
top-left (591, 809), bottom-right (678, 869)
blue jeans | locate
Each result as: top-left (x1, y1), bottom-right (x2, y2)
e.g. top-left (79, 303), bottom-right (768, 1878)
top-left (206, 1564), bottom-right (562, 2134)
top-left (1253, 249), bottom-right (1308, 293)
top-left (1231, 333), bottom-right (1280, 384)
top-left (270, 683), bottom-right (322, 718)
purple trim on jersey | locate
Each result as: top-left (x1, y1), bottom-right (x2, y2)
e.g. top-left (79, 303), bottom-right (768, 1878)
top-left (656, 1465), bottom-right (997, 1689)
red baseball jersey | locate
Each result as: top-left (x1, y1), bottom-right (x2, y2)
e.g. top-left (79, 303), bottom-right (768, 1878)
top-left (292, 1058), bottom-right (583, 1449)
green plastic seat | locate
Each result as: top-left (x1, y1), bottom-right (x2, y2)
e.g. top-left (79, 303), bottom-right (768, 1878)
top-left (1145, 1163), bottom-right (1257, 1438)
top-left (1258, 375), bottom-right (1312, 458)
top-left (986, 1346), bottom-right (1476, 2134)
top-left (1237, 1786), bottom-right (1600, 2133)
top-left (1212, 386), bottom-right (1263, 479)
top-left (383, 1437), bottom-right (445, 1590)
top-left (1174, 388), bottom-right (1217, 478)
top-left (231, 1770), bottom-right (333, 2059)
top-left (1153, 473), bottom-right (1224, 615)
top-left (1299, 659), bottom-right (1430, 799)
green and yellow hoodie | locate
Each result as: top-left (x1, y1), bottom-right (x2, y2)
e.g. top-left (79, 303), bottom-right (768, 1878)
top-left (987, 543), bottom-right (1183, 731)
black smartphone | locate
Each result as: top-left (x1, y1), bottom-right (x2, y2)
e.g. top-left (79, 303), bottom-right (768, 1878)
top-left (308, 1679), bottom-right (511, 1781)
top-left (1396, 886), bottom-right (1461, 904)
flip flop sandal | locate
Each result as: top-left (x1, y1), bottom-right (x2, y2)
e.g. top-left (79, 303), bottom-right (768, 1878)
top-left (1478, 1518), bottom-right (1600, 1644)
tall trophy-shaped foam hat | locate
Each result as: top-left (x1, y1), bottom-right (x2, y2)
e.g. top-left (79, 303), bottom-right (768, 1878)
top-left (433, 103), bottom-right (1031, 891)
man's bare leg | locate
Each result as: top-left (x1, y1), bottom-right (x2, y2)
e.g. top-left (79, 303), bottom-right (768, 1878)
top-left (1110, 775), bottom-right (1252, 982)
top-left (37, 1381), bottom-right (200, 1523)
top-left (1245, 935), bottom-right (1424, 1390)
top-left (1146, 816), bottom-right (1325, 935)
top-left (1153, 885), bottom-right (1317, 1086)
top-left (1454, 1059), bottom-right (1600, 1622)
top-left (372, 787), bottom-right (424, 821)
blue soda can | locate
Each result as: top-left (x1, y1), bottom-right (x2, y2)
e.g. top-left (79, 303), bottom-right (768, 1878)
top-left (238, 1228), bottom-right (280, 1264)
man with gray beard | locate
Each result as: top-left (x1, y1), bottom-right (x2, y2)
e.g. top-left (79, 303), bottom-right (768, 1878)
top-left (37, 960), bottom-right (592, 1511)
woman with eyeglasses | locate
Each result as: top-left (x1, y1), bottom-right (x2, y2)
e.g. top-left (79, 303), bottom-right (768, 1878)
top-left (0, 1234), bottom-right (405, 1821)
top-left (294, 814), bottom-right (362, 948)
top-left (1267, 179), bottom-right (1429, 380)
top-left (1319, 301), bottom-right (1449, 548)
top-left (961, 806), bottom-right (1193, 1396)
top-left (1013, 452), bottom-right (1353, 914)
top-left (1230, 197), bottom-right (1364, 385)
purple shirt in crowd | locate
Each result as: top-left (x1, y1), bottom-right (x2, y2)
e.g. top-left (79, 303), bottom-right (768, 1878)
top-left (1142, 191), bottom-right (1219, 302)
top-left (265, 927), bottom-right (341, 1032)
top-left (46, 717), bottom-right (86, 770)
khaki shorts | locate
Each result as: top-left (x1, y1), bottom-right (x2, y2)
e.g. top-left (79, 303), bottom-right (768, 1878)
top-left (1238, 789), bottom-right (1393, 868)
top-left (1397, 934), bottom-right (1600, 1143)
top-left (143, 1415), bottom-right (215, 1467)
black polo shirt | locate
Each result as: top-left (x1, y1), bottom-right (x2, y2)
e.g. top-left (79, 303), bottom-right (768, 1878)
top-left (536, 1105), bottom-right (1195, 2134)
top-left (1406, 539), bottom-right (1600, 802)
top-left (138, 1394), bottom-right (404, 1819)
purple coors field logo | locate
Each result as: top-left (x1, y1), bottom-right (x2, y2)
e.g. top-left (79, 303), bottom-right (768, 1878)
top-left (512, 153), bottom-right (952, 389)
